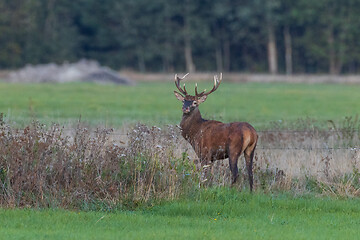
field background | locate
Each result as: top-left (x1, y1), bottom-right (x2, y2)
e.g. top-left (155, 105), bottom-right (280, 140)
top-left (1, 80), bottom-right (360, 128)
top-left (1, 79), bottom-right (360, 192)
top-left (1, 79), bottom-right (360, 239)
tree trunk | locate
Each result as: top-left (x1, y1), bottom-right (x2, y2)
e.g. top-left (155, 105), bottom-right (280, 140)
top-left (44, 0), bottom-right (56, 40)
top-left (162, 48), bottom-right (174, 72)
top-left (184, 36), bottom-right (195, 73)
top-left (162, 2), bottom-right (174, 72)
top-left (138, 53), bottom-right (146, 72)
top-left (328, 28), bottom-right (337, 75)
top-left (328, 24), bottom-right (343, 75)
top-left (215, 44), bottom-right (223, 72)
top-left (283, 25), bottom-right (292, 75)
top-left (163, 27), bottom-right (174, 72)
top-left (223, 39), bottom-right (230, 72)
top-left (183, 1), bottom-right (195, 73)
top-left (267, 22), bottom-right (278, 74)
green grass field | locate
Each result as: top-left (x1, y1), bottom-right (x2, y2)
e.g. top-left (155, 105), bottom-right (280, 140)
top-left (1, 81), bottom-right (360, 238)
top-left (1, 81), bottom-right (360, 128)
top-left (1, 189), bottom-right (360, 239)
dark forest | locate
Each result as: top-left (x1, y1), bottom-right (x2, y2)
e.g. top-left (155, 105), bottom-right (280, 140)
top-left (1, 0), bottom-right (360, 74)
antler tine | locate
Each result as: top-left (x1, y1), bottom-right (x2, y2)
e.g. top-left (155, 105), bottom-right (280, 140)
top-left (182, 72), bottom-right (190, 79)
top-left (174, 73), bottom-right (190, 95)
top-left (195, 83), bottom-right (205, 97)
top-left (183, 83), bottom-right (187, 94)
top-left (201, 73), bottom-right (222, 96)
top-left (213, 72), bottom-right (222, 85)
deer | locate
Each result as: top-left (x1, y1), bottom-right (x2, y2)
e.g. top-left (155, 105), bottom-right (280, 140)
top-left (173, 73), bottom-right (258, 191)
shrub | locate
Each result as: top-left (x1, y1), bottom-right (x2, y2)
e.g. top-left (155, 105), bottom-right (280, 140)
top-left (0, 121), bottom-right (200, 209)
top-left (1, 116), bottom-right (359, 209)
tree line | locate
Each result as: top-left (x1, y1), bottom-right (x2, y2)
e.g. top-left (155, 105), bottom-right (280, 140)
top-left (1, 0), bottom-right (360, 74)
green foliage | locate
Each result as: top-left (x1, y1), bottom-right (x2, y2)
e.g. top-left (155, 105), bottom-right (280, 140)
top-left (305, 176), bottom-right (323, 193)
top-left (1, 0), bottom-right (360, 73)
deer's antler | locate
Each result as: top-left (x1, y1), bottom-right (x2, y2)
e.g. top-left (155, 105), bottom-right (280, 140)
top-left (174, 73), bottom-right (190, 96)
top-left (195, 73), bottom-right (222, 98)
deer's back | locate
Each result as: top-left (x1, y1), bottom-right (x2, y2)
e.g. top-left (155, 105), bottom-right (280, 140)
top-left (194, 120), bottom-right (257, 160)
top-left (200, 120), bottom-right (256, 140)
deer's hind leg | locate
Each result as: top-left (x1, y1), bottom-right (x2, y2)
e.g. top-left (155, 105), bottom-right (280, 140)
top-left (244, 143), bottom-right (257, 192)
top-left (229, 151), bottom-right (241, 185)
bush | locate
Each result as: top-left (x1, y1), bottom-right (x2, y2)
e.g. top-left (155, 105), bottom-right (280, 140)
top-left (0, 121), bottom-right (199, 209)
top-left (1, 116), bottom-right (360, 210)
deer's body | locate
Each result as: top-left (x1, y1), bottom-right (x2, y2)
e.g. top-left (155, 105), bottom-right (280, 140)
top-left (174, 73), bottom-right (258, 191)
top-left (181, 108), bottom-right (257, 161)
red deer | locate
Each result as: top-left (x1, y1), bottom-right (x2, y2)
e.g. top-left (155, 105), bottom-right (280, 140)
top-left (174, 73), bottom-right (258, 191)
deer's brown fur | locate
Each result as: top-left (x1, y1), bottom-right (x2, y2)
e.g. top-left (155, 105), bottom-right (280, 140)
top-left (174, 73), bottom-right (258, 191)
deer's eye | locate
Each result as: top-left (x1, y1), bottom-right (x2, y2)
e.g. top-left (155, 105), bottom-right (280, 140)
top-left (193, 102), bottom-right (197, 105)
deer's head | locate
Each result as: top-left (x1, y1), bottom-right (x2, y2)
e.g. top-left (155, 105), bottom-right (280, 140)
top-left (174, 73), bottom-right (222, 114)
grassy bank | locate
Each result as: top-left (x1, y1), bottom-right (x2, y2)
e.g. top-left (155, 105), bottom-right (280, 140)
top-left (1, 189), bottom-right (360, 239)
top-left (1, 82), bottom-right (360, 128)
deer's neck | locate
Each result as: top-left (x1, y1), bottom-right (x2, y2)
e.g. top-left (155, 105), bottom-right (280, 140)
top-left (180, 108), bottom-right (206, 142)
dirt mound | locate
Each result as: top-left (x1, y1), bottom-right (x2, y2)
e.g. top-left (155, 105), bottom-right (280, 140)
top-left (4, 60), bottom-right (134, 85)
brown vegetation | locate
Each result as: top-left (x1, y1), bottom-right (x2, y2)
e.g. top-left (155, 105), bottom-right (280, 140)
top-left (0, 121), bottom-right (198, 209)
top-left (0, 116), bottom-right (359, 209)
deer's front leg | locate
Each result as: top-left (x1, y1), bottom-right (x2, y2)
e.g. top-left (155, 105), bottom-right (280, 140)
top-left (200, 158), bottom-right (211, 183)
top-left (199, 152), bottom-right (214, 186)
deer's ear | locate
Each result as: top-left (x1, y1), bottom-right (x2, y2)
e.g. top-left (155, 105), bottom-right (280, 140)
top-left (197, 95), bottom-right (207, 104)
top-left (174, 91), bottom-right (185, 102)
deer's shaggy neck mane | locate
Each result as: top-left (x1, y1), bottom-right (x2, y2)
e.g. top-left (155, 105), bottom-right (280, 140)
top-left (180, 107), bottom-right (206, 141)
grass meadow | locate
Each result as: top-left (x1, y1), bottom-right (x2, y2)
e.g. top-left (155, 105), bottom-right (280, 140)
top-left (1, 80), bottom-right (360, 238)
top-left (1, 189), bottom-right (360, 240)
top-left (1, 81), bottom-right (360, 128)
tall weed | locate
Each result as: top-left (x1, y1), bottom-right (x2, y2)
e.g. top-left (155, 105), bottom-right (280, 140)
top-left (0, 116), bottom-right (360, 209)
